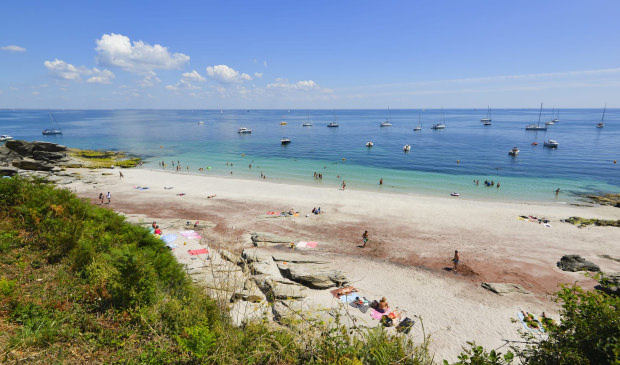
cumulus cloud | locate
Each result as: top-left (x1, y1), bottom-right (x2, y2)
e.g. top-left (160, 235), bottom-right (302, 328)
top-left (138, 71), bottom-right (161, 87)
top-left (1, 45), bottom-right (26, 52)
top-left (206, 65), bottom-right (252, 83)
top-left (254, 72), bottom-right (263, 78)
top-left (95, 33), bottom-right (189, 73)
top-left (267, 78), bottom-right (322, 91)
top-left (165, 70), bottom-right (206, 91)
top-left (44, 59), bottom-right (115, 83)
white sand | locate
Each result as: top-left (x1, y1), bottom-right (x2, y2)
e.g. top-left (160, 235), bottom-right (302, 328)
top-left (66, 167), bottom-right (620, 361)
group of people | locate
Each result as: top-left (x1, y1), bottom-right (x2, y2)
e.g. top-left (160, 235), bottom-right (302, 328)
top-left (311, 207), bottom-right (321, 214)
top-left (313, 172), bottom-right (323, 180)
top-left (151, 221), bottom-right (162, 235)
top-left (474, 179), bottom-right (500, 188)
top-left (98, 192), bottom-right (111, 204)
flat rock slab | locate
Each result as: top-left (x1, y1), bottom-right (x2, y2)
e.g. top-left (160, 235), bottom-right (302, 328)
top-left (481, 282), bottom-right (530, 295)
top-left (242, 248), bottom-right (274, 264)
top-left (271, 251), bottom-right (329, 264)
top-left (251, 232), bottom-right (294, 247)
top-left (557, 255), bottom-right (600, 272)
top-left (277, 261), bottom-right (348, 289)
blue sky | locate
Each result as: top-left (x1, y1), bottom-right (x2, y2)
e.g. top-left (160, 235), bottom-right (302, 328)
top-left (1, 0), bottom-right (619, 109)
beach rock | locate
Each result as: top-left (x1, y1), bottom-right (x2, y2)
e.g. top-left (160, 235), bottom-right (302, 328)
top-left (220, 249), bottom-right (243, 265)
top-left (32, 150), bottom-right (66, 162)
top-left (4, 140), bottom-right (34, 156)
top-left (251, 232), bottom-right (293, 247)
top-left (557, 255), bottom-right (600, 272)
top-left (231, 279), bottom-right (266, 303)
top-left (249, 260), bottom-right (281, 277)
top-left (481, 282), bottom-right (530, 295)
top-left (271, 252), bottom-right (328, 264)
top-left (598, 272), bottom-right (620, 296)
top-left (230, 300), bottom-right (269, 326)
top-left (241, 248), bottom-right (273, 264)
top-left (252, 276), bottom-right (307, 300)
top-left (31, 141), bottom-right (67, 152)
top-left (277, 261), bottom-right (348, 289)
top-left (11, 158), bottom-right (55, 171)
top-left (0, 166), bottom-right (18, 176)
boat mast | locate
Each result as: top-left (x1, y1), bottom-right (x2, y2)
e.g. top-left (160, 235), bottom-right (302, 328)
top-left (537, 102), bottom-right (543, 126)
top-left (602, 104), bottom-right (607, 123)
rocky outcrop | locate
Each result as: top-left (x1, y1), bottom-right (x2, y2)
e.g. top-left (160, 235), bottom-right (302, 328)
top-left (253, 275), bottom-right (307, 300)
top-left (12, 158), bottom-right (55, 171)
top-left (557, 255), bottom-right (600, 272)
top-left (598, 272), bottom-right (619, 296)
top-left (277, 261), bottom-right (348, 289)
top-left (0, 166), bottom-right (18, 176)
top-left (481, 282), bottom-right (530, 295)
top-left (1, 140), bottom-right (70, 172)
top-left (251, 232), bottom-right (294, 247)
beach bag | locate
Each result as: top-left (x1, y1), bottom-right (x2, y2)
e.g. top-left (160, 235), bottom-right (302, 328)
top-left (397, 317), bottom-right (414, 334)
top-left (381, 315), bottom-right (394, 327)
top-left (370, 300), bottom-right (379, 310)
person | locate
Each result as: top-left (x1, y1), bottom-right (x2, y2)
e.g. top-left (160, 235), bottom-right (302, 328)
top-left (106, 192), bottom-right (111, 204)
top-left (119, 171), bottom-right (124, 179)
top-left (317, 207), bottom-right (321, 214)
top-left (342, 180), bottom-right (346, 190)
top-left (152, 221), bottom-right (157, 230)
top-left (453, 250), bottom-right (460, 272)
top-left (379, 178), bottom-right (383, 185)
top-left (497, 182), bottom-right (500, 188)
top-left (98, 193), bottom-right (104, 205)
top-left (555, 188), bottom-right (560, 195)
top-left (362, 230), bottom-right (369, 247)
top-left (154, 225), bottom-right (162, 235)
top-left (312, 207), bottom-right (317, 214)
top-left (377, 297), bottom-right (389, 313)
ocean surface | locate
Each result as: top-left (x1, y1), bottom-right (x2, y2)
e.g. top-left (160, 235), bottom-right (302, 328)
top-left (1, 109), bottom-right (618, 203)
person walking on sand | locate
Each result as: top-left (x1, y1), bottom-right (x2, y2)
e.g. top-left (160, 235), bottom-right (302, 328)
top-left (98, 193), bottom-right (104, 205)
top-left (453, 250), bottom-right (460, 272)
top-left (362, 230), bottom-right (369, 247)
top-left (106, 192), bottom-right (111, 204)
top-left (119, 171), bottom-right (124, 179)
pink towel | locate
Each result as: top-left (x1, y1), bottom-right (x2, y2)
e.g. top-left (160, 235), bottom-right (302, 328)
top-left (370, 309), bottom-right (384, 320)
top-left (188, 249), bottom-right (208, 255)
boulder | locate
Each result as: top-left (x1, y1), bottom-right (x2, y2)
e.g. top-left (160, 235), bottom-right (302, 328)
top-left (12, 158), bottom-right (55, 171)
top-left (251, 232), bottom-right (294, 247)
top-left (277, 261), bottom-right (348, 289)
top-left (481, 282), bottom-right (530, 295)
top-left (231, 279), bottom-right (266, 303)
top-left (0, 166), bottom-right (18, 176)
top-left (31, 141), bottom-right (67, 152)
top-left (557, 255), bottom-right (600, 272)
top-left (32, 150), bottom-right (66, 162)
top-left (4, 140), bottom-right (34, 156)
top-left (598, 272), bottom-right (620, 296)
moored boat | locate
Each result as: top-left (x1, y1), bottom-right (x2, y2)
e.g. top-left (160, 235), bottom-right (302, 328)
top-left (0, 135), bottom-right (13, 141)
top-left (366, 141), bottom-right (373, 147)
top-left (543, 139), bottom-right (559, 148)
top-left (403, 144), bottom-right (411, 152)
top-left (327, 122), bottom-right (339, 127)
top-left (237, 127), bottom-right (252, 134)
top-left (280, 137), bottom-right (291, 145)
top-left (508, 146), bottom-right (520, 156)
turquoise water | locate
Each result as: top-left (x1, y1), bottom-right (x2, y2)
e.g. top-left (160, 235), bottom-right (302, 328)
top-left (1, 109), bottom-right (618, 202)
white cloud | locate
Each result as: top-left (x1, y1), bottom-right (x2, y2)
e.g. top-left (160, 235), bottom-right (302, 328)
top-left (165, 70), bottom-right (206, 91)
top-left (32, 91), bottom-right (40, 96)
top-left (254, 72), bottom-right (263, 78)
top-left (1, 45), bottom-right (26, 52)
top-left (138, 71), bottom-right (161, 87)
top-left (95, 33), bottom-right (189, 73)
top-left (44, 59), bottom-right (115, 83)
top-left (267, 78), bottom-right (322, 91)
top-left (206, 65), bottom-right (252, 83)
top-left (182, 70), bottom-right (206, 82)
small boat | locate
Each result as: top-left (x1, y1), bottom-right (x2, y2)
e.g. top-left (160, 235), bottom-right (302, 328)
top-left (380, 120), bottom-right (392, 127)
top-left (480, 106), bottom-right (492, 123)
top-left (525, 103), bottom-right (547, 131)
top-left (42, 112), bottom-right (63, 135)
top-left (0, 135), bottom-right (13, 141)
top-left (366, 141), bottom-right (373, 147)
top-left (302, 113), bottom-right (312, 126)
top-left (508, 146), bottom-right (520, 156)
top-left (597, 105), bottom-right (606, 128)
top-left (531, 142), bottom-right (538, 146)
top-left (198, 121), bottom-right (205, 125)
top-left (450, 192), bottom-right (460, 197)
top-left (413, 125), bottom-right (422, 131)
top-left (327, 122), bottom-right (339, 128)
top-left (280, 121), bottom-right (287, 125)
top-left (403, 144), bottom-right (411, 152)
top-left (543, 139), bottom-right (559, 148)
top-left (545, 120), bottom-right (554, 125)
top-left (280, 137), bottom-right (291, 145)
top-left (430, 123), bottom-right (445, 130)
top-left (237, 127), bottom-right (252, 134)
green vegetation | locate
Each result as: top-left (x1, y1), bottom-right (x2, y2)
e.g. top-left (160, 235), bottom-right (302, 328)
top-left (564, 216), bottom-right (620, 228)
top-left (0, 177), bottom-right (431, 364)
top-left (449, 278), bottom-right (620, 365)
top-left (69, 148), bottom-right (142, 168)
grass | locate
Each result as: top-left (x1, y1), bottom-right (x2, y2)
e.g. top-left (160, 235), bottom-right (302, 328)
top-left (0, 176), bottom-right (432, 364)
top-left (68, 148), bottom-right (142, 168)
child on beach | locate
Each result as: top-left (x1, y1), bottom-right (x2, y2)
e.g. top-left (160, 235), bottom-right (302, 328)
top-left (453, 250), bottom-right (460, 272)
top-left (362, 230), bottom-right (369, 247)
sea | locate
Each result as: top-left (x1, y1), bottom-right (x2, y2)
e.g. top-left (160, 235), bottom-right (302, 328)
top-left (1, 109), bottom-right (618, 203)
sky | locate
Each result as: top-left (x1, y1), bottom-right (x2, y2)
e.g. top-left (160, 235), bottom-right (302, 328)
top-left (1, 0), bottom-right (619, 109)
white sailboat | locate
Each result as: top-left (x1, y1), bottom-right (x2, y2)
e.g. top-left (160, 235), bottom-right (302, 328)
top-left (302, 113), bottom-right (313, 127)
top-left (597, 105), bottom-right (606, 128)
top-left (414, 113), bottom-right (422, 131)
top-left (380, 107), bottom-right (392, 127)
top-left (431, 108), bottom-right (446, 129)
top-left (525, 103), bottom-right (547, 131)
top-left (42, 112), bottom-right (62, 135)
top-left (480, 106), bottom-right (492, 124)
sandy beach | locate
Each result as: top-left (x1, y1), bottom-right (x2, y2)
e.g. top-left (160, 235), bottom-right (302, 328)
top-left (65, 167), bottom-right (620, 361)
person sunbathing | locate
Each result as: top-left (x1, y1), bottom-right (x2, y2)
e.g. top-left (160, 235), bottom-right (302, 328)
top-left (521, 311), bottom-right (539, 328)
top-left (377, 297), bottom-right (389, 313)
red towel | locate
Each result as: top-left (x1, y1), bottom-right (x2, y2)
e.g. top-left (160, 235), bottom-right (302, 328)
top-left (188, 248), bottom-right (209, 255)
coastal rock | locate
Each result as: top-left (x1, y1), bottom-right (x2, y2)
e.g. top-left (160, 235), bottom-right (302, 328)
top-left (277, 261), bottom-right (348, 289)
top-left (31, 141), bottom-right (67, 152)
top-left (481, 282), bottom-right (530, 295)
top-left (32, 150), bottom-right (67, 162)
top-left (230, 301), bottom-right (269, 326)
top-left (252, 276), bottom-right (307, 300)
top-left (249, 260), bottom-right (281, 277)
top-left (241, 248), bottom-right (273, 264)
top-left (4, 140), bottom-right (34, 156)
top-left (12, 159), bottom-right (55, 171)
top-left (220, 249), bottom-right (243, 266)
top-left (557, 255), bottom-right (600, 272)
top-left (0, 166), bottom-right (18, 176)
top-left (271, 252), bottom-right (328, 264)
top-left (251, 232), bottom-right (294, 247)
top-left (598, 272), bottom-right (620, 296)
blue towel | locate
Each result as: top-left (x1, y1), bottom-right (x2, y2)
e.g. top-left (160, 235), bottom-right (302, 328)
top-left (339, 293), bottom-right (360, 303)
top-left (161, 234), bottom-right (177, 244)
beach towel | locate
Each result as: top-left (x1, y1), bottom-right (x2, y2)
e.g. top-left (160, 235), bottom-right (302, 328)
top-left (296, 241), bottom-right (318, 248)
top-left (370, 309), bottom-right (384, 320)
top-left (161, 234), bottom-right (177, 244)
top-left (339, 293), bottom-right (360, 304)
top-left (330, 286), bottom-right (358, 298)
top-left (180, 230), bottom-right (202, 239)
top-left (188, 248), bottom-right (209, 256)
top-left (397, 317), bottom-right (415, 334)
top-left (517, 312), bottom-right (543, 332)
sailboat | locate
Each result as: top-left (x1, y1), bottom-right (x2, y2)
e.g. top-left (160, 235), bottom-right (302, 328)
top-left (327, 111), bottom-right (339, 127)
top-left (431, 108), bottom-right (446, 129)
top-left (302, 113), bottom-right (313, 127)
top-left (525, 103), bottom-right (547, 131)
top-left (480, 106), bottom-right (492, 124)
top-left (413, 113), bottom-right (422, 131)
top-left (380, 107), bottom-right (392, 127)
top-left (42, 112), bottom-right (62, 135)
top-left (552, 108), bottom-right (559, 123)
top-left (597, 105), bottom-right (606, 128)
